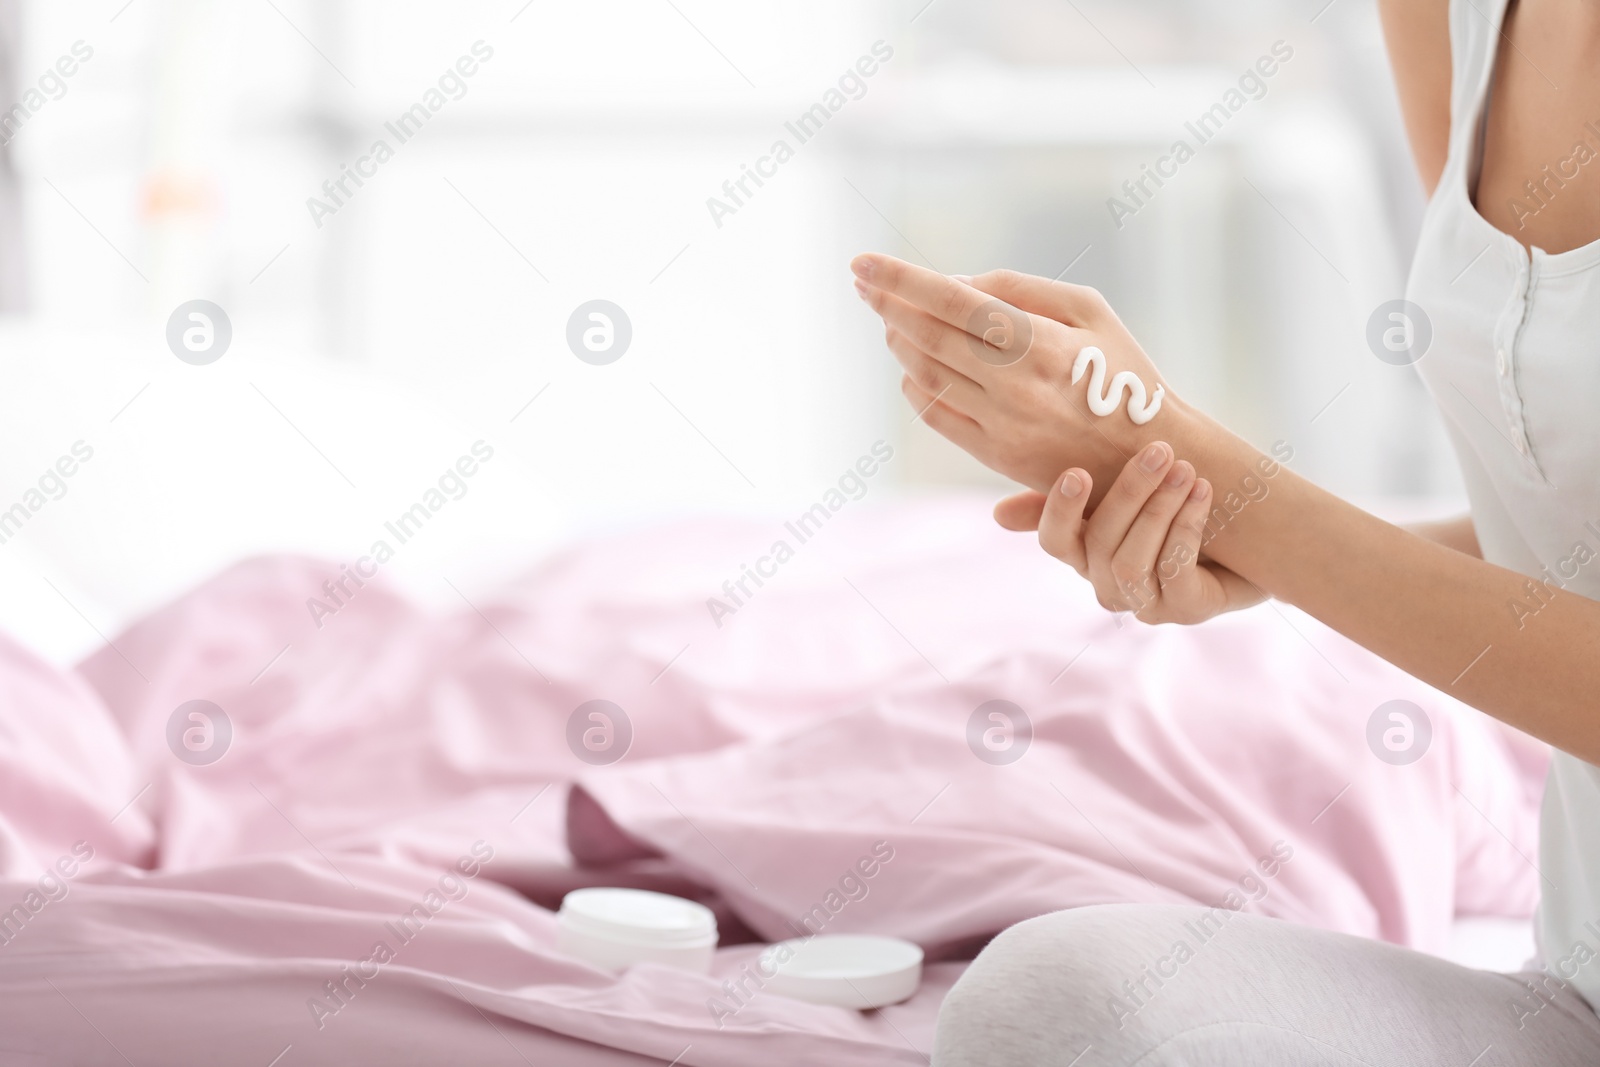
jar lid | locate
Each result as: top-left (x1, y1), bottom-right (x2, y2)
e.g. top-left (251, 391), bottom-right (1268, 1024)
top-left (759, 935), bottom-right (923, 1009)
top-left (558, 888), bottom-right (718, 948)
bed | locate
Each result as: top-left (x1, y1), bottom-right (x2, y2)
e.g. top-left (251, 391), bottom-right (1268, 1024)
top-left (0, 496), bottom-right (1547, 1064)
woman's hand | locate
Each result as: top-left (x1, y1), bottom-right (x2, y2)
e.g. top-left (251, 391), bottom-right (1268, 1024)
top-left (996, 443), bottom-right (1264, 624)
top-left (852, 253), bottom-right (1179, 497)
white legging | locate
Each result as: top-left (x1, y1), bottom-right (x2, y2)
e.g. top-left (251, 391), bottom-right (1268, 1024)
top-left (933, 904), bottom-right (1600, 1066)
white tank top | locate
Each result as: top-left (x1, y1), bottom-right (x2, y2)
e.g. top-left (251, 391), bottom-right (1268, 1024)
top-left (1409, 0), bottom-right (1600, 1001)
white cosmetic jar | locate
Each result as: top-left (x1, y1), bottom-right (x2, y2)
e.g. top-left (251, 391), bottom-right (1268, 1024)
top-left (556, 888), bottom-right (719, 974)
top-left (759, 934), bottom-right (923, 1009)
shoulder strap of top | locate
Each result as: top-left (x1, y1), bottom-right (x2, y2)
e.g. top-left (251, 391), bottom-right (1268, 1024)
top-left (1444, 0), bottom-right (1510, 184)
top-left (1445, 0), bottom-right (1509, 146)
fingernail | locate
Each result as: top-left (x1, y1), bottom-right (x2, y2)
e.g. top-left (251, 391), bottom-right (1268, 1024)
top-left (953, 274), bottom-right (972, 284)
top-left (1060, 471), bottom-right (1082, 497)
top-left (1162, 461), bottom-right (1191, 489)
top-left (851, 257), bottom-right (874, 280)
top-left (1139, 442), bottom-right (1168, 473)
top-left (854, 279), bottom-right (869, 300)
top-left (1192, 479), bottom-right (1211, 502)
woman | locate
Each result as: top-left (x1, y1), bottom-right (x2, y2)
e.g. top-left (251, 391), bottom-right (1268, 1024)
top-left (853, 0), bottom-right (1600, 1062)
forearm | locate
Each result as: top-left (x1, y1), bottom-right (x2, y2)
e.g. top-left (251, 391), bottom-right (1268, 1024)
top-left (1156, 400), bottom-right (1599, 760)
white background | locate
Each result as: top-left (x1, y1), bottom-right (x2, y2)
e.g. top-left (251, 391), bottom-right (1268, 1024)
top-left (0, 0), bottom-right (1463, 661)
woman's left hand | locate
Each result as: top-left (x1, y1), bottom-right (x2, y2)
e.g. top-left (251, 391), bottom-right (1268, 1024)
top-left (852, 252), bottom-right (1176, 496)
top-left (997, 445), bottom-right (1264, 624)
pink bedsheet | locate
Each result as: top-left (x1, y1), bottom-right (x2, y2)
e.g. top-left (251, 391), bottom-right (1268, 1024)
top-left (0, 499), bottom-right (1546, 1065)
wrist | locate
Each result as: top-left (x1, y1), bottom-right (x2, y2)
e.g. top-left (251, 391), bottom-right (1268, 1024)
top-left (1065, 393), bottom-right (1207, 506)
top-left (1116, 391), bottom-right (1204, 464)
top-left (1152, 392), bottom-right (1208, 452)
top-left (1156, 399), bottom-right (1274, 494)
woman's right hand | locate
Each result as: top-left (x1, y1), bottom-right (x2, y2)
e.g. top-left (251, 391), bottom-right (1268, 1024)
top-left (996, 443), bottom-right (1264, 625)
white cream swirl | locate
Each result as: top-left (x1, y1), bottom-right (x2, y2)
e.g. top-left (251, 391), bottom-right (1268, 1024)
top-left (1070, 346), bottom-right (1165, 425)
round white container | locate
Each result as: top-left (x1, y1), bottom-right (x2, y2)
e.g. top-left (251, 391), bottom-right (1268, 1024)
top-left (759, 934), bottom-right (923, 1009)
top-left (556, 888), bottom-right (718, 975)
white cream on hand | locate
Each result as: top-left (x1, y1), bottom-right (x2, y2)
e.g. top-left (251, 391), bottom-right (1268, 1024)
top-left (1071, 346), bottom-right (1165, 425)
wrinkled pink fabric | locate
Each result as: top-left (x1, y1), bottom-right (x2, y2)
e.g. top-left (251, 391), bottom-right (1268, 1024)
top-left (0, 499), bottom-right (1547, 1065)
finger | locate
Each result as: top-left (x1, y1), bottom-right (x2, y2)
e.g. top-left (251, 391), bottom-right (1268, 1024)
top-left (1110, 461), bottom-right (1195, 616)
top-left (1082, 441), bottom-right (1174, 563)
top-left (1146, 479), bottom-right (1218, 621)
top-left (862, 280), bottom-right (1019, 376)
top-left (852, 254), bottom-right (1032, 361)
top-left (883, 325), bottom-right (986, 415)
top-left (901, 375), bottom-right (985, 455)
top-left (1036, 469), bottom-right (1092, 572)
top-left (993, 490), bottom-right (1047, 532)
top-left (964, 268), bottom-right (1110, 330)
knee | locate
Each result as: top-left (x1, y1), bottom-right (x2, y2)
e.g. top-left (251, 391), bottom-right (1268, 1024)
top-left (933, 904), bottom-right (1183, 1067)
